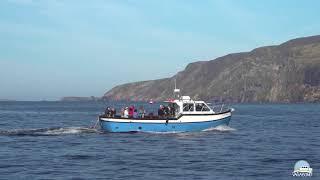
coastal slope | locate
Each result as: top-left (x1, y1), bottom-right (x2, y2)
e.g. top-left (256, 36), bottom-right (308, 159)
top-left (104, 35), bottom-right (320, 103)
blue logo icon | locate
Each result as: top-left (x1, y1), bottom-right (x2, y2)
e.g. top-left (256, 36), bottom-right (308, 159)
top-left (292, 160), bottom-right (313, 177)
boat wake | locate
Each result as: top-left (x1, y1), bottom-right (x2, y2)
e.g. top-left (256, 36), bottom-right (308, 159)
top-left (0, 127), bottom-right (100, 136)
top-left (144, 131), bottom-right (184, 134)
top-left (202, 125), bottom-right (236, 132)
top-left (0, 125), bottom-right (235, 136)
top-left (142, 125), bottom-right (236, 135)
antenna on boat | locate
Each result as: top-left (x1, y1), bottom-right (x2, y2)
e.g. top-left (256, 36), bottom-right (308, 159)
top-left (174, 78), bottom-right (177, 89)
top-left (174, 78), bottom-right (180, 99)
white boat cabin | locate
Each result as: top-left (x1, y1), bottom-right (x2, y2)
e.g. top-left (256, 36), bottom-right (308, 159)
top-left (167, 95), bottom-right (215, 116)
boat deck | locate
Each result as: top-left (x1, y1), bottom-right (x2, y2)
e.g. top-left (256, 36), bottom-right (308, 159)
top-left (99, 109), bottom-right (231, 121)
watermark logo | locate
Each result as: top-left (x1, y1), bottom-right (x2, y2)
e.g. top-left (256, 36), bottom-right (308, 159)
top-left (292, 160), bottom-right (313, 177)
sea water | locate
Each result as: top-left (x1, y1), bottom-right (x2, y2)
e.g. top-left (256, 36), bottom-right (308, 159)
top-left (0, 101), bottom-right (319, 179)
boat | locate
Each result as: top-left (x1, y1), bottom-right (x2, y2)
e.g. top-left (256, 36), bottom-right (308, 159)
top-left (98, 88), bottom-right (234, 133)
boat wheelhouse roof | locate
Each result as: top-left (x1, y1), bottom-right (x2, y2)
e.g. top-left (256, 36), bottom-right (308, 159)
top-left (164, 96), bottom-right (207, 104)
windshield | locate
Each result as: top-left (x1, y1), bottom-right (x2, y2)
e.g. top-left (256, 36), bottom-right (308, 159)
top-left (195, 103), bottom-right (210, 111)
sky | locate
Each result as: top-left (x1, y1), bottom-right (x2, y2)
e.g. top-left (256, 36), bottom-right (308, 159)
top-left (1, 0), bottom-right (320, 100)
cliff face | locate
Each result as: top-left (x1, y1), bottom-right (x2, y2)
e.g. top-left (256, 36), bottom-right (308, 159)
top-left (104, 35), bottom-right (320, 103)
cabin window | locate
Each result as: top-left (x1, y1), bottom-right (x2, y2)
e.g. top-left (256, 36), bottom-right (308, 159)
top-left (195, 103), bottom-right (210, 111)
top-left (183, 103), bottom-right (194, 111)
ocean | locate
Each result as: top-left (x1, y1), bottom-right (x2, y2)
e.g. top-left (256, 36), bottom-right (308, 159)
top-left (0, 101), bottom-right (319, 179)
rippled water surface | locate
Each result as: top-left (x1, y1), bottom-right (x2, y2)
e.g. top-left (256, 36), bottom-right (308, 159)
top-left (0, 101), bottom-right (319, 179)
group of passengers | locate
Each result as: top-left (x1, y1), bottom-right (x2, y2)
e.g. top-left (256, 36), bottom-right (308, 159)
top-left (104, 107), bottom-right (117, 117)
top-left (158, 104), bottom-right (175, 118)
top-left (121, 105), bottom-right (146, 119)
top-left (104, 104), bottom-right (176, 119)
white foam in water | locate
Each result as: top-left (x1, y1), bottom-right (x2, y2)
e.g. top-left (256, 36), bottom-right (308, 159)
top-left (1, 126), bottom-right (234, 136)
top-left (0, 127), bottom-right (99, 136)
top-left (144, 131), bottom-right (183, 134)
top-left (202, 125), bottom-right (236, 132)
top-left (143, 126), bottom-right (236, 134)
top-left (42, 127), bottom-right (97, 135)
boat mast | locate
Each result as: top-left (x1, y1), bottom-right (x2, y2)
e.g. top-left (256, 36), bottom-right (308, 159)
top-left (175, 78), bottom-right (177, 90)
top-left (174, 78), bottom-right (181, 99)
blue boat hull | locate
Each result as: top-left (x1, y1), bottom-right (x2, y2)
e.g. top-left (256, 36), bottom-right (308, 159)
top-left (99, 116), bottom-right (231, 133)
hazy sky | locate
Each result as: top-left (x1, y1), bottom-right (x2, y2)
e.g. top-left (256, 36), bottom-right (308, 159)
top-left (1, 0), bottom-right (319, 100)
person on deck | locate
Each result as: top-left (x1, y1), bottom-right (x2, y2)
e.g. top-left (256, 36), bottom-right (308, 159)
top-left (158, 105), bottom-right (165, 118)
top-left (133, 109), bottom-right (138, 118)
top-left (129, 106), bottom-right (134, 118)
top-left (170, 105), bottom-right (176, 117)
top-left (124, 107), bottom-right (129, 118)
top-left (120, 108), bottom-right (125, 117)
top-left (139, 106), bottom-right (146, 118)
top-left (111, 108), bottom-right (116, 117)
top-left (164, 106), bottom-right (170, 117)
top-left (105, 107), bottom-right (111, 117)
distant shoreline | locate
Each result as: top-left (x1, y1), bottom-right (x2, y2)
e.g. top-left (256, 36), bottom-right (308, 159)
top-left (0, 100), bottom-right (319, 105)
top-left (60, 96), bottom-right (101, 102)
top-left (0, 99), bottom-right (16, 102)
